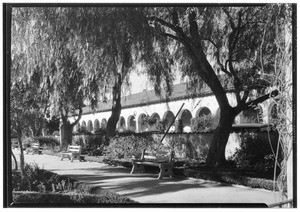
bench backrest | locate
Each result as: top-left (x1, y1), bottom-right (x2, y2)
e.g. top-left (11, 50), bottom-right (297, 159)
top-left (141, 149), bottom-right (174, 163)
top-left (31, 143), bottom-right (40, 149)
top-left (67, 145), bottom-right (81, 154)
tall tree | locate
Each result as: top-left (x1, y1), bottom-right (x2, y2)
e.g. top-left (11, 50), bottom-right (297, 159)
top-left (11, 7), bottom-right (172, 144)
top-left (11, 7), bottom-right (89, 150)
top-left (69, 7), bottom-right (173, 138)
top-left (146, 5), bottom-right (288, 166)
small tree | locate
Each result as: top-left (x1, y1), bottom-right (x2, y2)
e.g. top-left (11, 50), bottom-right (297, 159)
top-left (10, 80), bottom-right (46, 176)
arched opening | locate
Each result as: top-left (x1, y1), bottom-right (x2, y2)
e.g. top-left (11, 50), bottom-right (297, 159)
top-left (87, 120), bottom-right (93, 132)
top-left (149, 113), bottom-right (160, 131)
top-left (192, 107), bottom-right (213, 132)
top-left (180, 109), bottom-right (192, 127)
top-left (240, 106), bottom-right (263, 123)
top-left (118, 116), bottom-right (126, 132)
top-left (151, 113), bottom-right (160, 123)
top-left (197, 107), bottom-right (212, 117)
top-left (101, 118), bottom-right (107, 129)
top-left (127, 115), bottom-right (136, 132)
top-left (163, 111), bottom-right (175, 132)
top-left (177, 109), bottom-right (192, 133)
top-left (94, 119), bottom-right (100, 133)
top-left (81, 121), bottom-right (87, 132)
top-left (138, 113), bottom-right (147, 132)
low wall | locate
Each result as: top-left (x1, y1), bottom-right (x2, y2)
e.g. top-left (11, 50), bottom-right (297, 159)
top-left (151, 132), bottom-right (240, 161)
top-left (71, 131), bottom-right (278, 162)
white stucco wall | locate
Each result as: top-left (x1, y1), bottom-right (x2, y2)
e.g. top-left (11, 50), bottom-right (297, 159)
top-left (70, 89), bottom-right (275, 133)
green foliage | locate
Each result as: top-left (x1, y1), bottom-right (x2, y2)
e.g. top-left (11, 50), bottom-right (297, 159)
top-left (35, 136), bottom-right (60, 147)
top-left (191, 114), bottom-right (215, 132)
top-left (12, 164), bottom-right (135, 204)
top-left (105, 134), bottom-right (161, 160)
top-left (141, 115), bottom-right (158, 126)
top-left (45, 116), bottom-right (60, 135)
top-left (13, 191), bottom-right (135, 204)
top-left (229, 132), bottom-right (281, 179)
top-left (12, 163), bottom-right (77, 192)
top-left (73, 134), bottom-right (108, 156)
top-left (157, 119), bottom-right (168, 132)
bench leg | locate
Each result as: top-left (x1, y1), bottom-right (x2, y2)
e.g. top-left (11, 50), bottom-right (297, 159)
top-left (61, 154), bottom-right (70, 161)
top-left (130, 163), bottom-right (145, 174)
top-left (158, 164), bottom-right (174, 179)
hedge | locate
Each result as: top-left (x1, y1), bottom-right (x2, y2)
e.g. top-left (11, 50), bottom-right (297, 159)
top-left (13, 191), bottom-right (136, 204)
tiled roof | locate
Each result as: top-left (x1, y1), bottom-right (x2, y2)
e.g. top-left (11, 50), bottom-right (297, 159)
top-left (81, 77), bottom-right (234, 115)
top-left (81, 83), bottom-right (210, 115)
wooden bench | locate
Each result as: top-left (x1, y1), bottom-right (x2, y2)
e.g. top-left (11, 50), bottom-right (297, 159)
top-left (60, 145), bottom-right (84, 162)
top-left (130, 149), bottom-right (174, 179)
top-left (25, 143), bottom-right (43, 155)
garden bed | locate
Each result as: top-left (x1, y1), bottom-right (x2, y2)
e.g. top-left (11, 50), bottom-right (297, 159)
top-left (12, 191), bottom-right (137, 205)
top-left (11, 163), bottom-right (137, 205)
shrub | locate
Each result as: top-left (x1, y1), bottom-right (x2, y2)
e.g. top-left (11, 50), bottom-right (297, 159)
top-left (73, 134), bottom-right (108, 156)
top-left (22, 137), bottom-right (35, 147)
top-left (191, 114), bottom-right (216, 132)
top-left (36, 136), bottom-right (60, 147)
top-left (12, 164), bottom-right (136, 204)
top-left (13, 191), bottom-right (136, 204)
top-left (157, 119), bottom-right (168, 132)
top-left (105, 134), bottom-right (161, 160)
top-left (12, 163), bottom-right (77, 192)
top-left (228, 131), bottom-right (281, 179)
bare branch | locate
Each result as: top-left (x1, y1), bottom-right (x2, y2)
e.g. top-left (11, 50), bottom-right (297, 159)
top-left (161, 32), bottom-right (186, 43)
top-left (236, 89), bottom-right (279, 113)
top-left (222, 8), bottom-right (235, 29)
top-left (148, 16), bottom-right (192, 45)
top-left (149, 16), bottom-right (178, 33)
top-left (71, 108), bottom-right (83, 127)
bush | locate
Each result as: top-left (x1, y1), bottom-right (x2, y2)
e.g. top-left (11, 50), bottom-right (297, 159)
top-left (105, 134), bottom-right (162, 160)
top-left (12, 163), bottom-right (77, 192)
top-left (73, 134), bottom-right (108, 156)
top-left (228, 131), bottom-right (281, 179)
top-left (12, 164), bottom-right (136, 204)
top-left (13, 191), bottom-right (136, 204)
top-left (191, 114), bottom-right (216, 132)
top-left (22, 137), bottom-right (35, 147)
top-left (36, 136), bottom-right (60, 147)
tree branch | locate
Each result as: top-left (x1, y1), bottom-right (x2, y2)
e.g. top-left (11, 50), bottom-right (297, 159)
top-left (71, 108), bottom-right (83, 127)
top-left (148, 15), bottom-right (192, 45)
top-left (149, 16), bottom-right (178, 34)
top-left (236, 89), bottom-right (279, 113)
top-left (223, 8), bottom-right (235, 29)
top-left (161, 32), bottom-right (186, 43)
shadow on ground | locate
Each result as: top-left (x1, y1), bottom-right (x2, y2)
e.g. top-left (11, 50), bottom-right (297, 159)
top-left (49, 165), bottom-right (232, 199)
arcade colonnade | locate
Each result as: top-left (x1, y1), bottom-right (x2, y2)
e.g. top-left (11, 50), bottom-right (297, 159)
top-left (69, 92), bottom-right (277, 134)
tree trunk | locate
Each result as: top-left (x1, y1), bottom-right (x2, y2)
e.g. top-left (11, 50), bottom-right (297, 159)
top-left (17, 129), bottom-right (25, 177)
top-left (60, 121), bottom-right (73, 151)
top-left (106, 74), bottom-right (122, 138)
top-left (206, 107), bottom-right (236, 167)
top-left (11, 149), bottom-right (18, 170)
